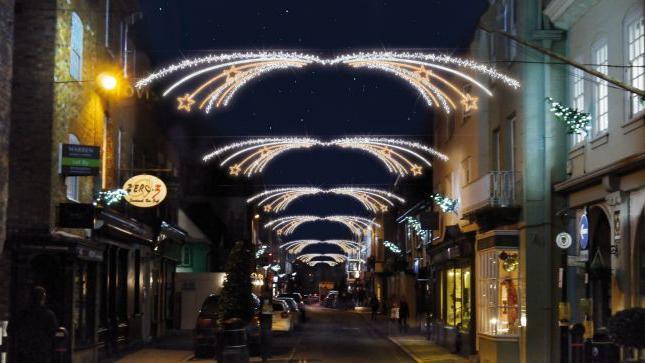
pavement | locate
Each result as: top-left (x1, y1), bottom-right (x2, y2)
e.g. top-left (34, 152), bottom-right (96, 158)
top-left (111, 305), bottom-right (467, 363)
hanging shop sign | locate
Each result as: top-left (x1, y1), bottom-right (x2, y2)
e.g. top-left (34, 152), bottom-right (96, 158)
top-left (59, 144), bottom-right (100, 176)
top-left (579, 214), bottom-right (589, 250)
top-left (57, 203), bottom-right (95, 228)
top-left (123, 174), bottom-right (167, 208)
top-left (556, 232), bottom-right (573, 249)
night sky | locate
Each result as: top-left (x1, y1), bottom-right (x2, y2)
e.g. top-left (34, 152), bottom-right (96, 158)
top-left (138, 0), bottom-right (488, 246)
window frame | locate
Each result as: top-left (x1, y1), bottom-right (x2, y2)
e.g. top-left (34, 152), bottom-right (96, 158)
top-left (70, 12), bottom-right (84, 81)
top-left (592, 40), bottom-right (609, 134)
top-left (571, 61), bottom-right (587, 145)
top-left (624, 12), bottom-right (644, 118)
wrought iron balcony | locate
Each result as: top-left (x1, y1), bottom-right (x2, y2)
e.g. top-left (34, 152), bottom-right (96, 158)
top-left (461, 171), bottom-right (521, 228)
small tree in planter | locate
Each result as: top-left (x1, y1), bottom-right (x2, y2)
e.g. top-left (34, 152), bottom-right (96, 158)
top-left (218, 240), bottom-right (255, 324)
top-left (608, 308), bottom-right (645, 361)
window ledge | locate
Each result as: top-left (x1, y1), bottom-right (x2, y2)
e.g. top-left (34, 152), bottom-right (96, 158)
top-left (622, 112), bottom-right (645, 135)
top-left (568, 143), bottom-right (585, 159)
top-left (590, 132), bottom-right (609, 150)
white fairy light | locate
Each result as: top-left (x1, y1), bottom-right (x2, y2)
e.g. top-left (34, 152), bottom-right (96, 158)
top-left (279, 239), bottom-right (364, 254)
top-left (137, 51), bottom-right (519, 114)
top-left (297, 253), bottom-right (347, 264)
top-left (264, 215), bottom-right (379, 236)
top-left (247, 187), bottom-right (405, 213)
top-left (204, 137), bottom-right (447, 177)
top-left (308, 261), bottom-right (338, 267)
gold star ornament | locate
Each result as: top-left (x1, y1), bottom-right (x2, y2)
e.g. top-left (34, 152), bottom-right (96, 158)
top-left (461, 93), bottom-right (479, 112)
top-left (410, 164), bottom-right (423, 176)
top-left (263, 205), bottom-right (273, 212)
top-left (229, 164), bottom-right (241, 176)
top-left (177, 93), bottom-right (196, 112)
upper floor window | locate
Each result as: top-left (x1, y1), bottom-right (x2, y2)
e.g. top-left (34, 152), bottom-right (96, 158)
top-left (593, 42), bottom-right (609, 133)
top-left (104, 0), bottom-right (111, 48)
top-left (66, 134), bottom-right (80, 201)
top-left (70, 12), bottom-right (84, 81)
top-left (461, 157), bottom-right (472, 186)
top-left (571, 66), bottom-right (586, 144)
top-left (626, 15), bottom-right (644, 116)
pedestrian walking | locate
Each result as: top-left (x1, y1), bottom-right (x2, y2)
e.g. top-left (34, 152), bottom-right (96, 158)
top-left (9, 286), bottom-right (60, 363)
top-left (370, 295), bottom-right (379, 320)
top-left (399, 299), bottom-right (410, 333)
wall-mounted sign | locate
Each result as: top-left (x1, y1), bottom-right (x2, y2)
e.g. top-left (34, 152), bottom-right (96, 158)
top-left (556, 232), bottom-right (573, 249)
top-left (579, 214), bottom-right (589, 250)
top-left (57, 203), bottom-right (95, 228)
top-left (59, 144), bottom-right (100, 176)
top-left (123, 174), bottom-right (167, 208)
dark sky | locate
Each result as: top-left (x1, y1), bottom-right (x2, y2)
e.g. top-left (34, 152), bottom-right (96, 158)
top-left (138, 0), bottom-right (487, 248)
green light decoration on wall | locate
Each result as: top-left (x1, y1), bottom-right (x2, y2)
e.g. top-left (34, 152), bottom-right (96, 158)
top-left (406, 216), bottom-right (429, 238)
top-left (431, 193), bottom-right (459, 214)
top-left (383, 240), bottom-right (402, 254)
top-left (546, 97), bottom-right (591, 135)
top-left (95, 189), bottom-right (128, 206)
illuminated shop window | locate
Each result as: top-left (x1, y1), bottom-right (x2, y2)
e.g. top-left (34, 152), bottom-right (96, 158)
top-left (477, 248), bottom-right (522, 337)
top-left (445, 266), bottom-right (472, 329)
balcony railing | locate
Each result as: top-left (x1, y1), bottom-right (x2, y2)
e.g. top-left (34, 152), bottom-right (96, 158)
top-left (461, 171), bottom-right (521, 214)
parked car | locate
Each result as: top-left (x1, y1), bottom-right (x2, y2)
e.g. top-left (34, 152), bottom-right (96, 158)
top-left (271, 300), bottom-right (294, 332)
top-left (277, 293), bottom-right (306, 321)
top-left (276, 297), bottom-right (300, 326)
top-left (193, 293), bottom-right (261, 358)
top-left (322, 291), bottom-right (338, 308)
top-left (305, 293), bottom-right (320, 305)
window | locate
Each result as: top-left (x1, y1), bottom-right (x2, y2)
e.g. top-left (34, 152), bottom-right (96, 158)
top-left (593, 42), bottom-right (609, 133)
top-left (66, 134), bottom-right (80, 201)
top-left (571, 66), bottom-right (587, 144)
top-left (492, 129), bottom-right (501, 171)
top-left (70, 12), bottom-right (84, 81)
top-left (74, 262), bottom-right (96, 347)
top-left (104, 0), bottom-right (111, 47)
top-left (117, 128), bottom-right (123, 184)
top-left (461, 157), bottom-right (472, 186)
top-left (180, 245), bottom-right (192, 267)
top-left (626, 15), bottom-right (644, 116)
top-left (445, 266), bottom-right (472, 329)
top-left (477, 248), bottom-right (522, 337)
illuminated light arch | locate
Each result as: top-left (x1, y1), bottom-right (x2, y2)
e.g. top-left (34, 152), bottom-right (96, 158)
top-left (264, 215), bottom-right (379, 236)
top-left (204, 137), bottom-right (447, 177)
top-left (309, 261), bottom-right (339, 267)
top-left (247, 187), bottom-right (405, 213)
top-left (297, 253), bottom-right (347, 264)
top-left (136, 51), bottom-right (520, 114)
top-left (279, 239), bottom-right (364, 254)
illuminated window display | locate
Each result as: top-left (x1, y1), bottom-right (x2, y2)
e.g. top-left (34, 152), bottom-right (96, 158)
top-left (477, 248), bottom-right (522, 336)
top-left (445, 267), bottom-right (472, 329)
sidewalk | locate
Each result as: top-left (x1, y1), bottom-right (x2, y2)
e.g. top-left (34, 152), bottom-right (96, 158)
top-left (354, 309), bottom-right (469, 363)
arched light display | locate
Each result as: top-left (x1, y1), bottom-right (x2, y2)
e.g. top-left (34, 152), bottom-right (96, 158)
top-left (204, 137), bottom-right (448, 177)
top-left (297, 253), bottom-right (347, 264)
top-left (264, 215), bottom-right (379, 236)
top-left (136, 51), bottom-right (520, 114)
top-left (247, 187), bottom-right (405, 213)
top-left (280, 239), bottom-right (364, 254)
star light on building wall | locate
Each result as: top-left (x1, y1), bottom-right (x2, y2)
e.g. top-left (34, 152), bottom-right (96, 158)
top-left (135, 51), bottom-right (520, 114)
top-left (264, 215), bottom-right (379, 236)
top-left (247, 187), bottom-right (405, 213)
top-left (203, 137), bottom-right (448, 177)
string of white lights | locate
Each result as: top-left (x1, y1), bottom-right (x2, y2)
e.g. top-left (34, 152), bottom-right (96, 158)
top-left (204, 137), bottom-right (447, 177)
top-left (279, 239), bottom-right (364, 254)
top-left (264, 215), bottom-right (379, 236)
top-left (297, 253), bottom-right (347, 264)
top-left (247, 187), bottom-right (405, 213)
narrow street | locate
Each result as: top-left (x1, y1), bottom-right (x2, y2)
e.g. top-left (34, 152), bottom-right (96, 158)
top-left (117, 307), bottom-right (414, 363)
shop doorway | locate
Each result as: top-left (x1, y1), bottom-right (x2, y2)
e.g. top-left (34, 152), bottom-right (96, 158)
top-left (637, 208), bottom-right (644, 307)
top-left (588, 207), bottom-right (611, 333)
top-left (27, 254), bottom-right (66, 323)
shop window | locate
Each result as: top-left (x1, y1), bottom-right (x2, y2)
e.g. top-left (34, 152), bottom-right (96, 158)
top-left (446, 266), bottom-right (472, 329)
top-left (477, 248), bottom-right (522, 337)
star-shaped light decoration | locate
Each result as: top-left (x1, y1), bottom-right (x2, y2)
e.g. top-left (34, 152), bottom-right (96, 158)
top-left (177, 93), bottom-right (196, 112)
top-left (415, 66), bottom-right (432, 79)
top-left (380, 205), bottom-right (389, 212)
top-left (263, 205), bottom-right (273, 212)
top-left (259, 146), bottom-right (271, 157)
top-left (224, 65), bottom-right (241, 82)
top-left (410, 164), bottom-right (423, 176)
top-left (229, 164), bottom-right (241, 176)
top-left (381, 147), bottom-right (391, 157)
top-left (461, 93), bottom-right (479, 112)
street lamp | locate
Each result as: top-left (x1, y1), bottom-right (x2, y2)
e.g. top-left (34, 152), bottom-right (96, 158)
top-left (97, 72), bottom-right (118, 91)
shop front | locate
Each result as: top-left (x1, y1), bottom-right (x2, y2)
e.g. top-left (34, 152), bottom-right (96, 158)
top-left (475, 230), bottom-right (522, 363)
top-left (426, 226), bottom-right (475, 355)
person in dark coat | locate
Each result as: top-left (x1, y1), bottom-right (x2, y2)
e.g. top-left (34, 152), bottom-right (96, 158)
top-left (398, 299), bottom-right (410, 333)
top-left (370, 295), bottom-right (379, 320)
top-left (9, 286), bottom-right (59, 363)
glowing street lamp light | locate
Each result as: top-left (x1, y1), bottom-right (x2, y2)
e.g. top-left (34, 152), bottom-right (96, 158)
top-left (97, 72), bottom-right (118, 91)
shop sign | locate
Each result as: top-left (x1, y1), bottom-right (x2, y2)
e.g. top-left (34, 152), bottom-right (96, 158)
top-left (123, 174), bottom-right (167, 208)
top-left (579, 214), bottom-right (589, 250)
top-left (59, 144), bottom-right (100, 176)
top-left (57, 203), bottom-right (95, 228)
top-left (555, 232), bottom-right (573, 249)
